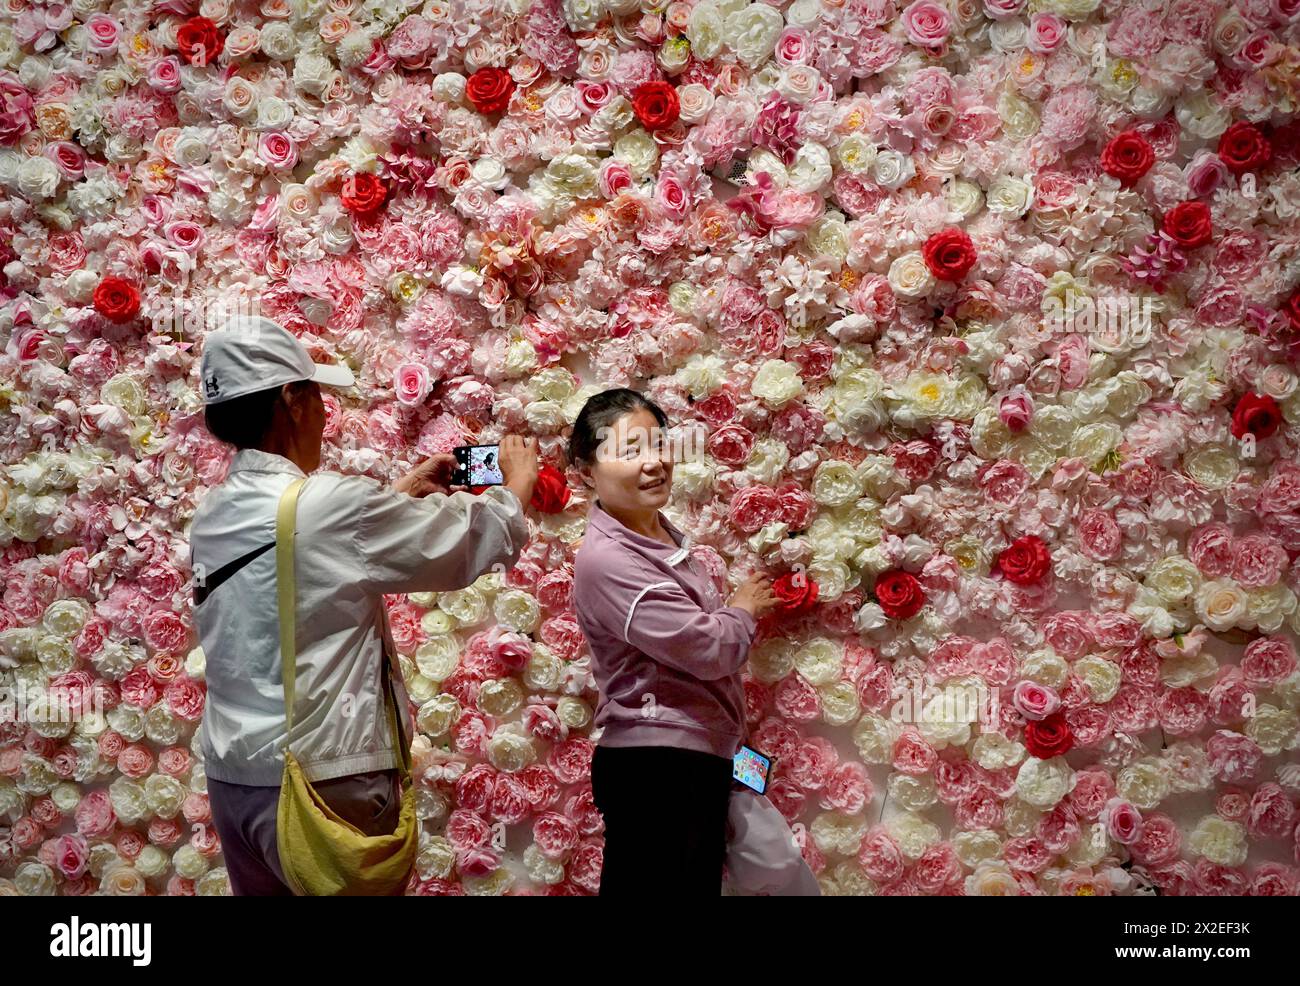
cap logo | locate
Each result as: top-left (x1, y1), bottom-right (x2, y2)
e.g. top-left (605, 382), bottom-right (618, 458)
top-left (204, 370), bottom-right (221, 398)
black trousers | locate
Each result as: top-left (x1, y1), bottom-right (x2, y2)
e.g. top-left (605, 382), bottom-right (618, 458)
top-left (590, 744), bottom-right (733, 897)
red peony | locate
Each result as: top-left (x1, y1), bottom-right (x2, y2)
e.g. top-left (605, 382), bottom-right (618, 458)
top-left (1230, 391), bottom-right (1283, 440)
top-left (922, 228), bottom-right (977, 282)
top-left (466, 67), bottom-right (515, 115)
top-left (1100, 130), bottom-right (1154, 185)
top-left (340, 173), bottom-right (388, 215)
top-left (1024, 711), bottom-right (1073, 759)
top-left (996, 535), bottom-right (1052, 585)
top-left (874, 570), bottom-right (925, 620)
top-left (631, 81), bottom-right (680, 131)
top-left (529, 464), bottom-right (572, 514)
top-left (772, 570), bottom-right (819, 618)
top-left (176, 16), bottom-right (223, 66)
top-left (93, 276), bottom-right (140, 323)
top-left (1161, 201), bottom-right (1213, 249)
top-left (1217, 121), bottom-right (1272, 176)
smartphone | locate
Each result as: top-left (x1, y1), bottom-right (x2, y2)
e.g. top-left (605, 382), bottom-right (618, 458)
top-left (451, 444), bottom-right (503, 487)
top-left (732, 744), bottom-right (773, 795)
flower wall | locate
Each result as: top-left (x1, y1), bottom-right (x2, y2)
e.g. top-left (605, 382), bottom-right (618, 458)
top-left (2, 0), bottom-right (1300, 897)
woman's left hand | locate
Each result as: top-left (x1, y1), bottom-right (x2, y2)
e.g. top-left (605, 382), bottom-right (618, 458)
top-left (393, 454), bottom-right (456, 498)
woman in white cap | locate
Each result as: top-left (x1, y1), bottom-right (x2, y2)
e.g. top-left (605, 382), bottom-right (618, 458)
top-left (191, 315), bottom-right (538, 895)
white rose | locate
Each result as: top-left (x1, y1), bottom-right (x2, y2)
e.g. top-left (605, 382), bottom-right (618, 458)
top-left (676, 83), bottom-right (714, 124)
top-left (613, 130), bottom-right (659, 178)
top-left (292, 52), bottom-right (335, 97)
top-left (433, 72), bottom-right (466, 102)
top-left (787, 142), bottom-right (832, 193)
top-left (1015, 756), bottom-right (1075, 808)
top-left (835, 133), bottom-right (877, 174)
top-left (18, 157), bottom-right (59, 201)
top-left (259, 21), bottom-right (297, 60)
top-left (987, 174), bottom-right (1033, 215)
top-left (688, 2), bottom-right (725, 61)
top-left (887, 251), bottom-right (935, 299)
top-left (871, 149), bottom-right (914, 189)
top-left (751, 359), bottom-right (804, 407)
top-left (256, 96), bottom-right (294, 131)
top-left (172, 129), bottom-right (211, 166)
top-left (562, 0), bottom-right (606, 31)
top-left (724, 3), bottom-right (784, 69)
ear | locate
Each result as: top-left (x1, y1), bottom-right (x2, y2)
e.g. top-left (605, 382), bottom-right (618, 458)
top-left (576, 461), bottom-right (596, 489)
top-left (281, 382), bottom-right (305, 422)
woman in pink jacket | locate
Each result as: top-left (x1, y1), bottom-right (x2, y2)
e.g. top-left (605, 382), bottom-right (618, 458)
top-left (570, 389), bottom-right (777, 896)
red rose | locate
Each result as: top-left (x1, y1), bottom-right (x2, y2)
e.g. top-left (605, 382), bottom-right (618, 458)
top-left (631, 81), bottom-right (680, 131)
top-left (1282, 288), bottom-right (1300, 331)
top-left (529, 464), bottom-right (572, 514)
top-left (996, 534), bottom-right (1052, 585)
top-left (1161, 200), bottom-right (1213, 249)
top-left (922, 228), bottom-right (977, 282)
top-left (1231, 391), bottom-right (1283, 440)
top-left (1024, 712), bottom-right (1073, 759)
top-left (874, 570), bottom-right (925, 620)
top-left (340, 173), bottom-right (388, 216)
top-left (93, 276), bottom-right (140, 323)
top-left (175, 16), bottom-right (223, 66)
top-left (1217, 120), bottom-right (1272, 176)
top-left (1100, 130), bottom-right (1154, 186)
top-left (771, 570), bottom-right (819, 618)
top-left (466, 67), bottom-right (515, 115)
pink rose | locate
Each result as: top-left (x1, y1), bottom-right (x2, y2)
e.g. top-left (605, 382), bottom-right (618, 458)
top-left (1078, 509), bottom-right (1122, 562)
top-left (982, 0), bottom-right (1026, 18)
top-left (901, 0), bottom-right (951, 49)
top-left (1013, 680), bottom-right (1061, 720)
top-left (1241, 636), bottom-right (1297, 688)
top-left (394, 362), bottom-right (432, 405)
top-left (1184, 150), bottom-right (1228, 197)
top-left (598, 159), bottom-right (633, 198)
top-left (147, 56), bottom-right (183, 93)
top-left (727, 485), bottom-right (783, 534)
top-left (1100, 798), bottom-right (1145, 844)
top-left (1026, 12), bottom-right (1067, 54)
top-left (1040, 611), bottom-right (1093, 659)
top-left (774, 27), bottom-right (812, 65)
top-left (1187, 522), bottom-right (1235, 577)
top-left (998, 391), bottom-right (1034, 432)
top-left (258, 132), bottom-right (298, 170)
top-left (1231, 532), bottom-right (1287, 588)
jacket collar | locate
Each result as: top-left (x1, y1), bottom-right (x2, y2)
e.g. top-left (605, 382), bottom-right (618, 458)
top-left (589, 499), bottom-right (691, 566)
top-left (228, 447), bottom-right (307, 478)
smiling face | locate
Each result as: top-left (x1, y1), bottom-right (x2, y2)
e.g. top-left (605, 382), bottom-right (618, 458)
top-left (579, 407), bottom-right (674, 515)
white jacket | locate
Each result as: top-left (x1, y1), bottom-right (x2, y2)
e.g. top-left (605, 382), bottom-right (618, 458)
top-left (190, 449), bottom-right (528, 786)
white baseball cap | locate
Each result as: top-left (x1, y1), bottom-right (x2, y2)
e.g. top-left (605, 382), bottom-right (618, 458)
top-left (199, 315), bottom-right (355, 405)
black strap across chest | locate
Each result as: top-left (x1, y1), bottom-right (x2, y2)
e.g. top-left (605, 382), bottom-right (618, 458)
top-left (193, 541), bottom-right (275, 606)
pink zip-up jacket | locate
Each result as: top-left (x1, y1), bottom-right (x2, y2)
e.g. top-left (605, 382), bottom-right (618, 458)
top-left (572, 500), bottom-right (757, 759)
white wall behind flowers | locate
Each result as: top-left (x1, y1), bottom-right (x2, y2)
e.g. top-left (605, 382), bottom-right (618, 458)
top-left (1, 0), bottom-right (1300, 897)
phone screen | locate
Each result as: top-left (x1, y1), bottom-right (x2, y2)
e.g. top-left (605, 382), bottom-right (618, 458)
top-left (732, 745), bottom-right (772, 795)
top-left (456, 444), bottom-right (503, 486)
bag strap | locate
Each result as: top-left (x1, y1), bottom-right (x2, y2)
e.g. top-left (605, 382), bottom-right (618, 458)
top-left (276, 476), bottom-right (410, 780)
top-left (276, 478), bottom-right (309, 738)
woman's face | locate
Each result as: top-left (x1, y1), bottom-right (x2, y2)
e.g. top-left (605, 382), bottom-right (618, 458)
top-left (285, 381), bottom-right (325, 472)
top-left (583, 407), bottom-right (674, 514)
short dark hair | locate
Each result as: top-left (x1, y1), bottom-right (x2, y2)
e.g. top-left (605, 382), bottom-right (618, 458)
top-left (203, 385), bottom-right (285, 450)
top-left (568, 388), bottom-right (668, 466)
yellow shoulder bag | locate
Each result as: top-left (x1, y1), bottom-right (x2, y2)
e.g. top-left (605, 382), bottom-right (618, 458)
top-left (273, 477), bottom-right (418, 896)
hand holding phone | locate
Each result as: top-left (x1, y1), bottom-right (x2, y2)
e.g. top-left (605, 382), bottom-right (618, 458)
top-left (393, 454), bottom-right (456, 498)
top-left (451, 444), bottom-right (504, 487)
top-left (733, 744), bottom-right (773, 795)
top-left (498, 434), bottom-right (539, 506)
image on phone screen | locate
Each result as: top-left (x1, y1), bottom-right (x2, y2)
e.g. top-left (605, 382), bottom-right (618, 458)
top-left (461, 444), bottom-right (503, 486)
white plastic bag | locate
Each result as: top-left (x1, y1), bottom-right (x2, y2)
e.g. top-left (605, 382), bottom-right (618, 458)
top-left (723, 787), bottom-right (820, 896)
